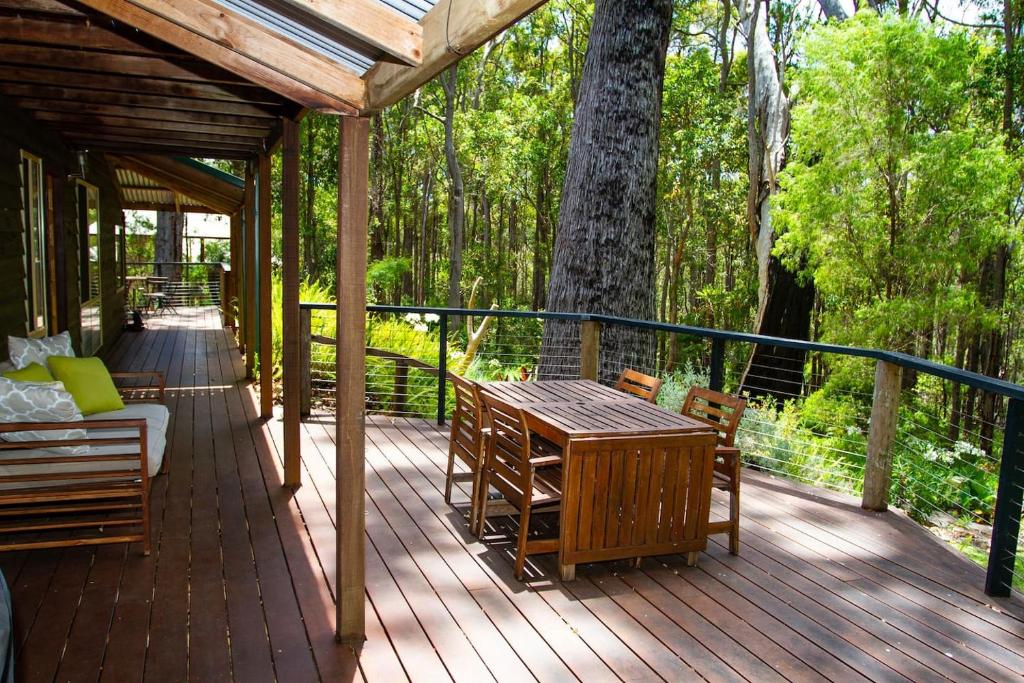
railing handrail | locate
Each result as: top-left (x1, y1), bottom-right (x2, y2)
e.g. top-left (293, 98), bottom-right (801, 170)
top-left (299, 302), bottom-right (1024, 402)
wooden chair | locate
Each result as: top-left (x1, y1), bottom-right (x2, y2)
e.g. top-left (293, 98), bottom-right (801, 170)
top-left (478, 392), bottom-right (562, 579)
top-left (680, 387), bottom-right (747, 554)
top-left (559, 432), bottom-right (718, 579)
top-left (445, 374), bottom-right (488, 534)
top-left (614, 368), bottom-right (663, 403)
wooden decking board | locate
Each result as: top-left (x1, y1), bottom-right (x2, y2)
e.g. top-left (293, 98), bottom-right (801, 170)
top-left (722, 494), bottom-right (1019, 682)
top-left (709, 499), bottom-right (985, 682)
top-left (3, 309), bottom-right (1023, 682)
top-left (224, 325), bottom-right (365, 683)
top-left (362, 418), bottom-right (628, 682)
top-left (205, 326), bottom-right (277, 683)
top-left (361, 421), bottom-right (618, 683)
top-left (738, 478), bottom-right (1024, 672)
top-left (366, 419), bottom-right (664, 681)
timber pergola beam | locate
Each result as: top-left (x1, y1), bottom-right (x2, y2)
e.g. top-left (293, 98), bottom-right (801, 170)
top-left (363, 0), bottom-right (549, 112)
top-left (75, 0), bottom-right (364, 114)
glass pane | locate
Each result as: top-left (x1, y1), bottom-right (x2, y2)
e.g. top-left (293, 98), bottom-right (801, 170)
top-left (21, 155), bottom-right (46, 333)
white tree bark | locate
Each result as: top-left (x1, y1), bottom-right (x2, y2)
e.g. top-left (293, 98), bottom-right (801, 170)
top-left (741, 0), bottom-right (790, 324)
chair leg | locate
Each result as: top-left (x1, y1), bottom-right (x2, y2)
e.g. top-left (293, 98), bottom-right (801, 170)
top-left (729, 477), bottom-right (740, 555)
top-left (444, 450), bottom-right (456, 505)
top-left (686, 551), bottom-right (698, 567)
top-left (468, 465), bottom-right (484, 534)
top-left (475, 470), bottom-right (491, 538)
top-left (515, 506), bottom-right (533, 580)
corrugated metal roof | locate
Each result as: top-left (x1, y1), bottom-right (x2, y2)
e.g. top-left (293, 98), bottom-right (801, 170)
top-left (210, 0), bottom-right (438, 76)
top-left (116, 168), bottom-right (209, 210)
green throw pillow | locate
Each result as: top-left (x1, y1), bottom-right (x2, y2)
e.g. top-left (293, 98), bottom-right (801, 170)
top-left (2, 362), bottom-right (55, 383)
top-left (47, 356), bottom-right (124, 416)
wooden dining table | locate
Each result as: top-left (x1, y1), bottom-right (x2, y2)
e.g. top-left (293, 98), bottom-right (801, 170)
top-left (480, 379), bottom-right (718, 579)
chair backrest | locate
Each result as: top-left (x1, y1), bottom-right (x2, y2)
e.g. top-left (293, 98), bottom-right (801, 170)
top-left (614, 368), bottom-right (663, 403)
top-left (478, 391), bottom-right (534, 508)
top-left (680, 387), bottom-right (747, 447)
top-left (561, 432), bottom-right (718, 563)
top-left (448, 374), bottom-right (485, 471)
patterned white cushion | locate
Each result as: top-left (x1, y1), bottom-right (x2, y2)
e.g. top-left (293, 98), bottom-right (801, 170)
top-left (7, 332), bottom-right (74, 369)
top-left (0, 377), bottom-right (87, 454)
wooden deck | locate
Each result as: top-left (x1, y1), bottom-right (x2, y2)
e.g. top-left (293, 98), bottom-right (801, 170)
top-left (3, 308), bottom-right (1023, 682)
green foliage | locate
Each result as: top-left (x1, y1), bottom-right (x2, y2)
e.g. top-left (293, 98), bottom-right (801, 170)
top-left (776, 12), bottom-right (1016, 351)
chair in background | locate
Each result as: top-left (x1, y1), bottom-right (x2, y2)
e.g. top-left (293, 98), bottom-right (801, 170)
top-left (680, 386), bottom-right (747, 554)
top-left (445, 374), bottom-right (488, 534)
top-left (614, 368), bottom-right (663, 403)
top-left (478, 392), bottom-right (562, 579)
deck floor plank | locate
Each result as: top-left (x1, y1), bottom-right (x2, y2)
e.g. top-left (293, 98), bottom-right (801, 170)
top-left (2, 308), bottom-right (1022, 682)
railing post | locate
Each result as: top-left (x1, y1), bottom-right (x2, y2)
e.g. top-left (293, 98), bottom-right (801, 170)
top-left (986, 398), bottom-right (1024, 596)
top-left (709, 338), bottom-right (726, 392)
top-left (437, 313), bottom-right (448, 425)
top-left (299, 306), bottom-right (312, 417)
top-left (862, 360), bottom-right (902, 511)
top-left (580, 320), bottom-right (601, 381)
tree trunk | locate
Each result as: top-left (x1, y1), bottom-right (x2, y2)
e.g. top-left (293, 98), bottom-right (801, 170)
top-left (738, 0), bottom-right (815, 404)
top-left (442, 64), bottom-right (465, 319)
top-left (538, 0), bottom-right (673, 381)
top-left (154, 210), bottom-right (182, 281)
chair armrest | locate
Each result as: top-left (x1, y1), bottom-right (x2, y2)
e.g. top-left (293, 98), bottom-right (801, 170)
top-left (110, 371), bottom-right (166, 402)
top-left (530, 455), bottom-right (563, 467)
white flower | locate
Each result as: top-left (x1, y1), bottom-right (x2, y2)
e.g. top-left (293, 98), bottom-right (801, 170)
top-left (404, 312), bottom-right (421, 325)
top-left (423, 313), bottom-right (440, 323)
top-left (413, 323), bottom-right (428, 332)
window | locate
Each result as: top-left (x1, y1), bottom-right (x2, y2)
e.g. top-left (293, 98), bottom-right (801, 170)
top-left (78, 182), bottom-right (102, 356)
top-left (20, 152), bottom-right (47, 336)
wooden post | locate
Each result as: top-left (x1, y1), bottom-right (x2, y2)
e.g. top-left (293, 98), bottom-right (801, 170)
top-left (986, 398), bottom-right (1024, 596)
top-left (244, 162), bottom-right (257, 378)
top-left (709, 338), bottom-right (726, 392)
top-left (580, 320), bottom-right (601, 381)
top-left (299, 306), bottom-right (312, 417)
top-left (227, 212), bottom-right (240, 330)
top-left (258, 153), bottom-right (274, 419)
top-left (282, 120), bottom-right (302, 488)
top-left (336, 115), bottom-right (369, 644)
top-left (862, 360), bottom-right (902, 511)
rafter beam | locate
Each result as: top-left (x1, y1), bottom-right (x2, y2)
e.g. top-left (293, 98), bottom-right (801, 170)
top-left (76, 0), bottom-right (364, 113)
top-left (30, 111), bottom-right (270, 138)
top-left (363, 0), bottom-right (547, 112)
top-left (13, 98), bottom-right (274, 130)
top-left (270, 0), bottom-right (422, 66)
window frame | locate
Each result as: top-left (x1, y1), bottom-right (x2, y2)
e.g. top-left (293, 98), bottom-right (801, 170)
top-left (19, 151), bottom-right (47, 338)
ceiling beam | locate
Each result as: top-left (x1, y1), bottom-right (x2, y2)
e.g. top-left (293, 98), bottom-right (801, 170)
top-left (92, 144), bottom-right (252, 159)
top-left (122, 201), bottom-right (218, 212)
top-left (0, 84), bottom-right (280, 119)
top-left (76, 0), bottom-right (364, 113)
top-left (30, 110), bottom-right (271, 137)
top-left (48, 125), bottom-right (265, 150)
top-left (0, 43), bottom-right (251, 84)
top-left (0, 66), bottom-right (287, 108)
top-left (69, 134), bottom-right (257, 157)
top-left (110, 155), bottom-right (246, 213)
top-left (12, 98), bottom-right (275, 130)
top-left (0, 13), bottom-right (178, 56)
top-left (363, 0), bottom-right (548, 113)
top-left (268, 0), bottom-right (422, 66)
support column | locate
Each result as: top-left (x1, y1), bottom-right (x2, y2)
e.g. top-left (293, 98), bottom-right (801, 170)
top-left (862, 360), bottom-right (902, 511)
top-left (282, 120), bottom-right (302, 488)
top-left (227, 211), bottom-right (240, 330)
top-left (986, 398), bottom-right (1024, 596)
top-left (336, 116), bottom-right (369, 644)
top-left (579, 320), bottom-right (600, 381)
top-left (244, 161), bottom-right (257, 378)
top-left (258, 153), bottom-right (274, 418)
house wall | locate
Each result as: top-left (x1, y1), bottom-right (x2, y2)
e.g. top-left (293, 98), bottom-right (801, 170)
top-left (0, 94), bottom-right (125, 361)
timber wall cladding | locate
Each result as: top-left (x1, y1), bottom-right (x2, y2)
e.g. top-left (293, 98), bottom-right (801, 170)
top-left (0, 94), bottom-right (124, 359)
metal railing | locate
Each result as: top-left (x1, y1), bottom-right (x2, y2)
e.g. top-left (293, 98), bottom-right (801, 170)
top-left (298, 302), bottom-right (1024, 599)
top-left (126, 262), bottom-right (227, 311)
